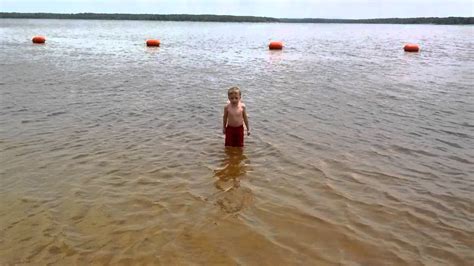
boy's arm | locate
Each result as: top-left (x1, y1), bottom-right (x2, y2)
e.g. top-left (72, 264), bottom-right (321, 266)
top-left (243, 106), bottom-right (250, 136)
top-left (223, 106), bottom-right (228, 134)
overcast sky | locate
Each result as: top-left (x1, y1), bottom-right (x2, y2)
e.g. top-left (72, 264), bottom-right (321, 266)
top-left (1, 0), bottom-right (473, 19)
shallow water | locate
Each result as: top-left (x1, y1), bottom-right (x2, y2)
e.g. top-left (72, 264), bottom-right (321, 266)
top-left (0, 19), bottom-right (473, 265)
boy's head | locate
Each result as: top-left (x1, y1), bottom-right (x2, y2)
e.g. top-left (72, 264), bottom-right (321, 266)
top-left (228, 86), bottom-right (241, 104)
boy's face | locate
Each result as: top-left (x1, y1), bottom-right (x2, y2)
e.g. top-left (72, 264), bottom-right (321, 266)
top-left (228, 91), bottom-right (240, 104)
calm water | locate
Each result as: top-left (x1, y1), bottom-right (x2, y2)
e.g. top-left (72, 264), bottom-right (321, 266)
top-left (1, 19), bottom-right (473, 265)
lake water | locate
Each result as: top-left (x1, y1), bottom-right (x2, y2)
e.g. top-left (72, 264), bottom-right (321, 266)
top-left (0, 19), bottom-right (473, 265)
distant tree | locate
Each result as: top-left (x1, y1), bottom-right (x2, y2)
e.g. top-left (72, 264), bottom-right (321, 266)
top-left (0, 12), bottom-right (472, 24)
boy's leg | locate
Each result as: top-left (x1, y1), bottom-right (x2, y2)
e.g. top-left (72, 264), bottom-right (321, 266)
top-left (236, 125), bottom-right (244, 147)
top-left (225, 126), bottom-right (232, 146)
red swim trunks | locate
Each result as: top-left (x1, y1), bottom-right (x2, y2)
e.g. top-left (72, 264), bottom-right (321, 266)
top-left (225, 125), bottom-right (244, 147)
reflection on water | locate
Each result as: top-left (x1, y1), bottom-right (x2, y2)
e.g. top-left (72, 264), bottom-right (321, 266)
top-left (212, 147), bottom-right (254, 214)
top-left (268, 49), bottom-right (285, 65)
top-left (214, 147), bottom-right (248, 191)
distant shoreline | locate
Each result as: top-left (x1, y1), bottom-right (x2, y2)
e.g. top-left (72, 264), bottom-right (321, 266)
top-left (1, 12), bottom-right (473, 25)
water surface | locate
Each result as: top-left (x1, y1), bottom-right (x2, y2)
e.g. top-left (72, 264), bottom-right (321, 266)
top-left (1, 19), bottom-right (473, 265)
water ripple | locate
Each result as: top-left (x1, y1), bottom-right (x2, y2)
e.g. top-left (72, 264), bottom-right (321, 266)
top-left (1, 20), bottom-right (473, 265)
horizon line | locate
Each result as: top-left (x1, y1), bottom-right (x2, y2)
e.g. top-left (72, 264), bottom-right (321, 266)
top-left (1, 12), bottom-right (473, 21)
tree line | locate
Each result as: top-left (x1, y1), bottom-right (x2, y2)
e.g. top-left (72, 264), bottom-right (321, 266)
top-left (1, 12), bottom-right (472, 25)
top-left (279, 17), bottom-right (474, 25)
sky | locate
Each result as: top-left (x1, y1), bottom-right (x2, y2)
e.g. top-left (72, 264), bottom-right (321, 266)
top-left (1, 0), bottom-right (473, 19)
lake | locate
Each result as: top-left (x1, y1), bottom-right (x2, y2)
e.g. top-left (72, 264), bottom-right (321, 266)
top-left (0, 19), bottom-right (473, 265)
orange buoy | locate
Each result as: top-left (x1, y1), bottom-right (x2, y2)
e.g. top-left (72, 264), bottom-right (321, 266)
top-left (404, 43), bottom-right (420, 52)
top-left (269, 41), bottom-right (283, 50)
top-left (32, 36), bottom-right (46, 44)
top-left (146, 39), bottom-right (160, 47)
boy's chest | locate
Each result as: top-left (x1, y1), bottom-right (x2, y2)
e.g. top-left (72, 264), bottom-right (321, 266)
top-left (227, 105), bottom-right (243, 116)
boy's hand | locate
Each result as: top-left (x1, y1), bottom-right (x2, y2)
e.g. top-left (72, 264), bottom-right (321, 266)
top-left (247, 129), bottom-right (250, 136)
top-left (222, 128), bottom-right (226, 135)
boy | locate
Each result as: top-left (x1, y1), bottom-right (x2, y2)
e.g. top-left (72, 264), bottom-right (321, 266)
top-left (223, 87), bottom-right (250, 147)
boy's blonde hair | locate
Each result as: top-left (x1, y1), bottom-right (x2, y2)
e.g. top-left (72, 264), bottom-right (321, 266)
top-left (228, 86), bottom-right (241, 96)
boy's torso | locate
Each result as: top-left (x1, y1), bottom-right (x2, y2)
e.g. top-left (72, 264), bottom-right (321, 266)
top-left (226, 102), bottom-right (244, 127)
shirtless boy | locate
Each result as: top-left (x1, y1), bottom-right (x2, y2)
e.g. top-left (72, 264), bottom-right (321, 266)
top-left (222, 87), bottom-right (250, 147)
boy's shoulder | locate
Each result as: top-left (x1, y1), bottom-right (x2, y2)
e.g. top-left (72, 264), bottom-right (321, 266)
top-left (224, 101), bottom-right (245, 109)
top-left (224, 101), bottom-right (245, 106)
